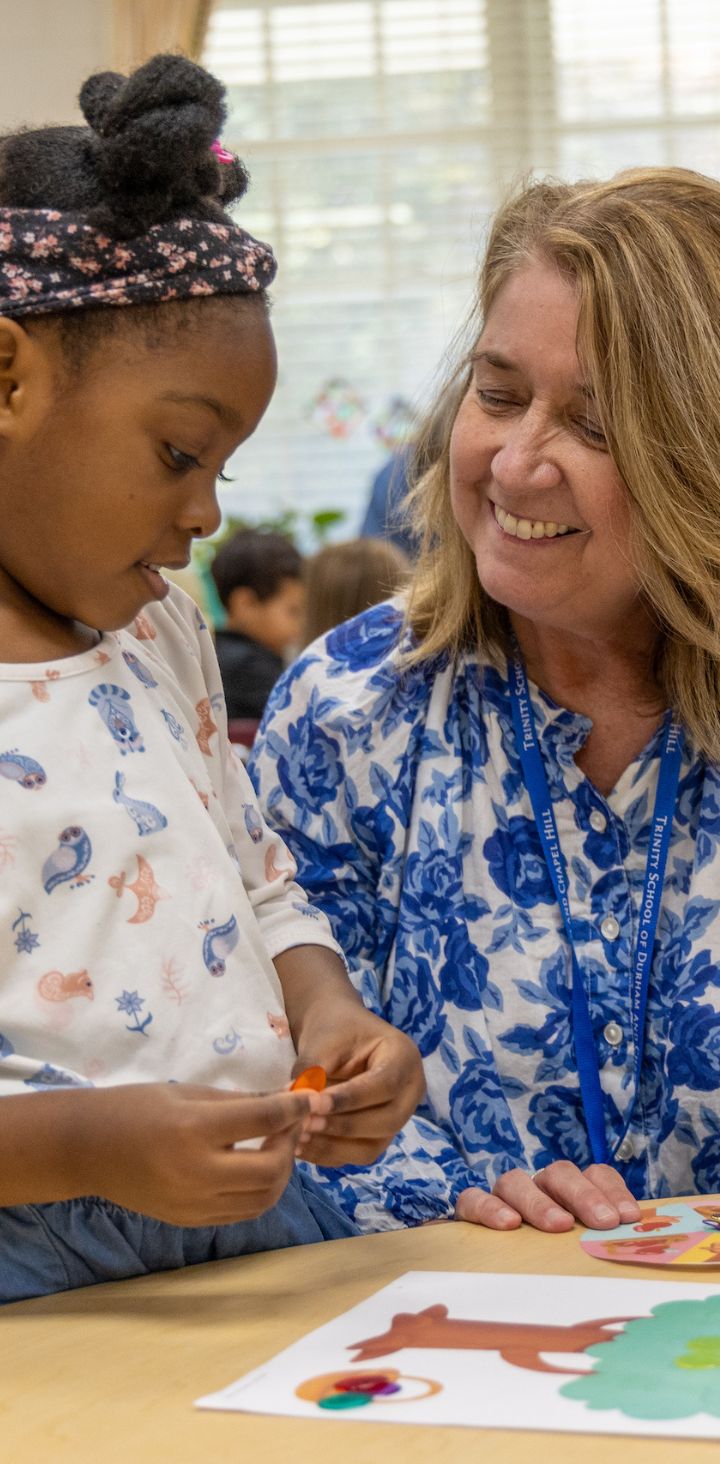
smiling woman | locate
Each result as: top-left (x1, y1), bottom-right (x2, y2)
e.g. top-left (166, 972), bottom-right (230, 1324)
top-left (250, 167), bottom-right (720, 1238)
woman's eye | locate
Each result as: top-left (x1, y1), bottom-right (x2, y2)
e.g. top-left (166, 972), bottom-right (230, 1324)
top-left (475, 389), bottom-right (517, 410)
top-left (576, 418), bottom-right (607, 448)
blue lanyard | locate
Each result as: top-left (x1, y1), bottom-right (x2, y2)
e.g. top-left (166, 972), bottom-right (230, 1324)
top-left (508, 655), bottom-right (684, 1165)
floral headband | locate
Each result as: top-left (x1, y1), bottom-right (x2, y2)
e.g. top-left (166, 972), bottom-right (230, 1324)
top-left (0, 206), bottom-right (277, 318)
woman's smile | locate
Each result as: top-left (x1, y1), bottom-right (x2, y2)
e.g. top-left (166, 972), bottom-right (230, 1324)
top-left (490, 499), bottom-right (583, 544)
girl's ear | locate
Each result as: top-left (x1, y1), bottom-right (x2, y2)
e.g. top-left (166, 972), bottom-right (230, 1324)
top-left (0, 318), bottom-right (57, 441)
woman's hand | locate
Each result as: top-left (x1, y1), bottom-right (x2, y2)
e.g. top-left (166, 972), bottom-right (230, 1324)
top-left (455, 1161), bottom-right (642, 1231)
top-left (294, 1011), bottom-right (425, 1167)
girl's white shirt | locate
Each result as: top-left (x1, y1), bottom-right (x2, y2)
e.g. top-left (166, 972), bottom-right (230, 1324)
top-left (0, 585), bottom-right (341, 1096)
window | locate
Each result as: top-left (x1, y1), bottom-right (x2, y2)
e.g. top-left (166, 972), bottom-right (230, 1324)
top-left (203, 0), bottom-right (720, 535)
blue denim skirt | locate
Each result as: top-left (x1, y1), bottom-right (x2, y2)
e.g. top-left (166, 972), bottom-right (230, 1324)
top-left (0, 1167), bottom-right (358, 1304)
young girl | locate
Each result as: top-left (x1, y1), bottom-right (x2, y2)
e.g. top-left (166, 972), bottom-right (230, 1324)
top-left (0, 53), bottom-right (423, 1303)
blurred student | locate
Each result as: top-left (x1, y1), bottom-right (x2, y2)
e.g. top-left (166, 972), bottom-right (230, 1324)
top-left (304, 537), bottom-right (409, 645)
top-left (360, 448), bottom-right (415, 557)
top-left (211, 530), bottom-right (305, 719)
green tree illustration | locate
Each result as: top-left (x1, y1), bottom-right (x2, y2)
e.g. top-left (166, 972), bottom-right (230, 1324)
top-left (561, 1296), bottom-right (720, 1420)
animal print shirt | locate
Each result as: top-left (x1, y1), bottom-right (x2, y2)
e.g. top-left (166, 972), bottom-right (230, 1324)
top-left (0, 585), bottom-right (342, 1097)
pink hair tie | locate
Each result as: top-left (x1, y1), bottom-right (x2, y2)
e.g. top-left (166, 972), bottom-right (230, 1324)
top-left (211, 139), bottom-right (235, 165)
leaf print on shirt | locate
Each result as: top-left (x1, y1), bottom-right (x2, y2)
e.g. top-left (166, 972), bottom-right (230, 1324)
top-left (0, 749), bottom-right (47, 789)
top-left (88, 683), bottom-right (144, 754)
top-left (42, 827), bottom-right (93, 893)
top-left (108, 856), bottom-right (167, 923)
top-left (113, 773), bottom-right (168, 837)
top-left (0, 830), bottom-right (17, 871)
top-left (161, 956), bottom-right (188, 1004)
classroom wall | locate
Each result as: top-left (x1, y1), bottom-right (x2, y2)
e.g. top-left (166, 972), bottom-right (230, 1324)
top-left (0, 0), bottom-right (114, 130)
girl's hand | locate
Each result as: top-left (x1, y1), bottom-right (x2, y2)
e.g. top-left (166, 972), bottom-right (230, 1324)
top-left (294, 1010), bottom-right (425, 1167)
top-left (274, 945), bottom-right (425, 1167)
top-left (74, 1082), bottom-right (329, 1226)
top-left (454, 1161), bottom-right (641, 1232)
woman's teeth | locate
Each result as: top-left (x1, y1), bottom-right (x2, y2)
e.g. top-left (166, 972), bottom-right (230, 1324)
top-left (494, 504), bottom-right (574, 540)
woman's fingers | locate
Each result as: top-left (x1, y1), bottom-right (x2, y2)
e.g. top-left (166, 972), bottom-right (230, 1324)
top-left (532, 1160), bottom-right (636, 1228)
top-left (454, 1163), bottom-right (642, 1234)
top-left (581, 1163), bottom-right (642, 1222)
top-left (493, 1169), bottom-right (576, 1230)
top-left (454, 1187), bottom-right (522, 1229)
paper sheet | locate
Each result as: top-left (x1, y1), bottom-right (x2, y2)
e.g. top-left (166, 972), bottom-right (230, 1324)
top-left (195, 1270), bottom-right (720, 1439)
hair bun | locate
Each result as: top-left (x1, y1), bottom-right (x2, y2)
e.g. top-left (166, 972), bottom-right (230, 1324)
top-left (78, 71), bottom-right (125, 134)
top-left (78, 53), bottom-right (247, 235)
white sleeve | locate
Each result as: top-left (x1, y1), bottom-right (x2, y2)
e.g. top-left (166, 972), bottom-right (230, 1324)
top-left (141, 586), bottom-right (346, 964)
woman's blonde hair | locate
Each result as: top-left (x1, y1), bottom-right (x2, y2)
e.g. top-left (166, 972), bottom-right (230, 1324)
top-left (304, 535), bottom-right (410, 645)
top-left (405, 167), bottom-right (720, 760)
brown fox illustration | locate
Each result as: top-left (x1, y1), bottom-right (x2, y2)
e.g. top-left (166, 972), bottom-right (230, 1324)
top-left (350, 1304), bottom-right (639, 1375)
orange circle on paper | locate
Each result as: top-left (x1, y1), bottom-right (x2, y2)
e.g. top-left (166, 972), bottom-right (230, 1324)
top-left (295, 1369), bottom-right (442, 1404)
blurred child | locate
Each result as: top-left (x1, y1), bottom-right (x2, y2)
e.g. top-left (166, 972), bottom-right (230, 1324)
top-left (211, 529), bottom-right (305, 719)
top-left (0, 53), bottom-right (423, 1303)
top-left (304, 536), bottom-right (409, 645)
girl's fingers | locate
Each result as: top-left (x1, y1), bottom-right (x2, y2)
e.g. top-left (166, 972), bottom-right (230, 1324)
top-left (207, 1090), bottom-right (314, 1144)
top-left (295, 1134), bottom-right (391, 1168)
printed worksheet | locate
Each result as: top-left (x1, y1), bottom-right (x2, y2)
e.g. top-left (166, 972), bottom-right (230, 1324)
top-left (196, 1270), bottom-right (720, 1439)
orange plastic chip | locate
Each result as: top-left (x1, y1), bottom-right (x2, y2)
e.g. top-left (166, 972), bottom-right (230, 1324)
top-left (290, 1066), bottom-right (327, 1092)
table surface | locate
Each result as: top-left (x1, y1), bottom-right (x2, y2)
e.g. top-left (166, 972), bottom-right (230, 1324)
top-left (3, 1198), bottom-right (720, 1464)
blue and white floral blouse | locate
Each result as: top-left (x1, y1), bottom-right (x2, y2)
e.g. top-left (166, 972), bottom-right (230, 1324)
top-left (249, 601), bottom-right (720, 1231)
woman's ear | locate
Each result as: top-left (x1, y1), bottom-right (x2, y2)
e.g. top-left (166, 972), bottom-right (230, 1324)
top-left (0, 317), bottom-right (57, 441)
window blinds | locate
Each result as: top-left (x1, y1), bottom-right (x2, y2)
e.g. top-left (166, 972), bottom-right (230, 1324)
top-left (203, 0), bottom-right (720, 538)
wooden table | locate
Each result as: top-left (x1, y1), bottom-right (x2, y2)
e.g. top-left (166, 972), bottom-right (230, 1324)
top-left (3, 1201), bottom-right (719, 1464)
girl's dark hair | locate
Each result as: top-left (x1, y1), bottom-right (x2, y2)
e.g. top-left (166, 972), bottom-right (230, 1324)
top-left (0, 53), bottom-right (248, 238)
top-left (211, 531), bottom-right (303, 609)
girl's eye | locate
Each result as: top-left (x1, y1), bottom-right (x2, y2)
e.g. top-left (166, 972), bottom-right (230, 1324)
top-left (165, 447), bottom-right (234, 482)
top-left (166, 445), bottom-right (200, 473)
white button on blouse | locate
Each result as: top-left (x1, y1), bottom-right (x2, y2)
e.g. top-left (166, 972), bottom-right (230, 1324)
top-left (600, 914), bottom-right (621, 941)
